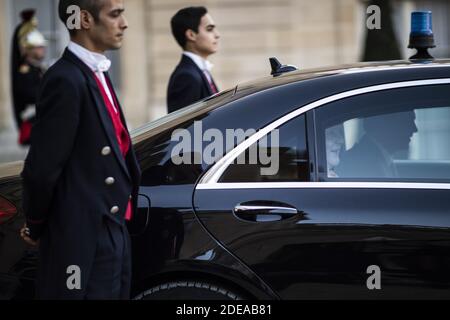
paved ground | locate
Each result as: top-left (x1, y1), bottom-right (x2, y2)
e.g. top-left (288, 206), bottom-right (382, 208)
top-left (0, 125), bottom-right (28, 164)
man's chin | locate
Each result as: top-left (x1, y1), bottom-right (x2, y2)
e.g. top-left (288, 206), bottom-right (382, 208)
top-left (206, 46), bottom-right (218, 55)
top-left (108, 43), bottom-right (123, 51)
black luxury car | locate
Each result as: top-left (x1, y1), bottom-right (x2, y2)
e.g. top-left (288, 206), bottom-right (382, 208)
top-left (1, 59), bottom-right (450, 300)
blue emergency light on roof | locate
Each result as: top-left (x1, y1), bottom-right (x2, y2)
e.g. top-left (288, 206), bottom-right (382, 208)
top-left (411, 11), bottom-right (433, 36)
top-left (408, 11), bottom-right (435, 60)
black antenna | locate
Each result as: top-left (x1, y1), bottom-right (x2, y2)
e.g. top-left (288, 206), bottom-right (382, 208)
top-left (270, 58), bottom-right (282, 74)
top-left (269, 57), bottom-right (298, 77)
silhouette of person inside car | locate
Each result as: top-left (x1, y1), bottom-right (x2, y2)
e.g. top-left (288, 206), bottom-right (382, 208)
top-left (336, 110), bottom-right (418, 178)
top-left (325, 124), bottom-right (345, 178)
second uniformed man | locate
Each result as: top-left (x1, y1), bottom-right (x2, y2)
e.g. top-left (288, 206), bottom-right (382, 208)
top-left (167, 6), bottom-right (221, 113)
top-left (20, 0), bottom-right (141, 299)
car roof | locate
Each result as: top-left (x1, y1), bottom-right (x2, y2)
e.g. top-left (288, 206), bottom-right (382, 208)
top-left (235, 59), bottom-right (450, 96)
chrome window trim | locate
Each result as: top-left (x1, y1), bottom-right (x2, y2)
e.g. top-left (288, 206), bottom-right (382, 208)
top-left (198, 79), bottom-right (450, 185)
top-left (196, 182), bottom-right (450, 190)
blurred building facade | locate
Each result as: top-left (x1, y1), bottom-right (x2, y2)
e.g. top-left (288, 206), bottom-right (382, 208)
top-left (0, 0), bottom-right (449, 163)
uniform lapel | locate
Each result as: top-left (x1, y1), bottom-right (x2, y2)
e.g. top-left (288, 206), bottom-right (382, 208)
top-left (88, 80), bottom-right (131, 181)
top-left (210, 76), bottom-right (219, 94)
top-left (104, 72), bottom-right (128, 130)
top-left (200, 70), bottom-right (214, 95)
top-left (183, 55), bottom-right (214, 95)
top-left (195, 65), bottom-right (213, 96)
top-left (104, 72), bottom-right (141, 185)
top-left (63, 49), bottom-right (131, 181)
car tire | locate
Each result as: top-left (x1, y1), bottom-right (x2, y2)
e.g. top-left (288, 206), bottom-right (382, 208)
top-left (134, 280), bottom-right (245, 300)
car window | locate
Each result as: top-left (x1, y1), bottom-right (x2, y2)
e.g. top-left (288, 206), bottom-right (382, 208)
top-left (316, 84), bottom-right (450, 182)
top-left (134, 89), bottom-right (236, 186)
top-left (220, 115), bottom-right (309, 182)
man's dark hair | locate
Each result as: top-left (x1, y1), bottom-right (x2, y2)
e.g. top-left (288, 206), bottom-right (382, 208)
top-left (58, 0), bottom-right (106, 35)
top-left (171, 6), bottom-right (207, 49)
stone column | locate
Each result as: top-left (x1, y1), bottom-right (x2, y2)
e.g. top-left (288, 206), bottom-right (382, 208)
top-left (0, 0), bottom-right (11, 131)
top-left (120, 0), bottom-right (151, 129)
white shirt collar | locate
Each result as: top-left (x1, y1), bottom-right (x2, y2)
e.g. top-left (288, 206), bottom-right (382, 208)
top-left (68, 41), bottom-right (111, 73)
top-left (183, 51), bottom-right (213, 72)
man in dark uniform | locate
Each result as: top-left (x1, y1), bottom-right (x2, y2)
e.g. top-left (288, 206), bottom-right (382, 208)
top-left (10, 10), bottom-right (47, 145)
top-left (167, 6), bottom-right (221, 113)
top-left (20, 0), bottom-right (141, 300)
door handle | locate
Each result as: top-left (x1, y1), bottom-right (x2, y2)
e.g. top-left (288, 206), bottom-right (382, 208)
top-left (233, 201), bottom-right (301, 222)
top-left (127, 193), bottom-right (150, 236)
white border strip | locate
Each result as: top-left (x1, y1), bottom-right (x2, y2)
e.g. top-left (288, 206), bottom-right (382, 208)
top-left (199, 79), bottom-right (450, 185)
top-left (196, 182), bottom-right (450, 190)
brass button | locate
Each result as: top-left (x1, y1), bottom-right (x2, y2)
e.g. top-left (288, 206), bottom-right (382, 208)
top-left (105, 177), bottom-right (115, 185)
top-left (101, 146), bottom-right (111, 156)
top-left (110, 206), bottom-right (119, 214)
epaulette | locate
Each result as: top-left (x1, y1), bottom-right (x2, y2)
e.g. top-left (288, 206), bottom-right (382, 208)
top-left (19, 64), bottom-right (30, 74)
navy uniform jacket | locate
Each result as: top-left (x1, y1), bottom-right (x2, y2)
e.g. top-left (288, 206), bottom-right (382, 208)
top-left (167, 54), bottom-right (218, 113)
top-left (21, 49), bottom-right (141, 299)
top-left (12, 63), bottom-right (43, 130)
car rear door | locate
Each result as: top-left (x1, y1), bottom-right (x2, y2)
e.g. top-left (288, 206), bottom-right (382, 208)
top-left (193, 80), bottom-right (450, 299)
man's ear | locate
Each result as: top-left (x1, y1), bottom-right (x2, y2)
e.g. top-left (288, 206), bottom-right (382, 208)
top-left (185, 29), bottom-right (197, 42)
top-left (80, 10), bottom-right (94, 30)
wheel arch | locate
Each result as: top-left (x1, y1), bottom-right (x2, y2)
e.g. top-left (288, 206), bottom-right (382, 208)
top-left (131, 265), bottom-right (276, 300)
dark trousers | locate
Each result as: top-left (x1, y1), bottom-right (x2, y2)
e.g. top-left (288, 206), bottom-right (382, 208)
top-left (85, 217), bottom-right (132, 300)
